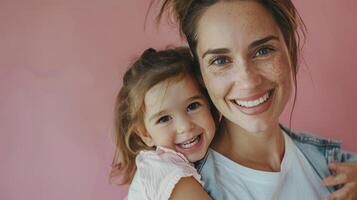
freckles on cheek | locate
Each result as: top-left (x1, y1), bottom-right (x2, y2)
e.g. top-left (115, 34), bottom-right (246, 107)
top-left (271, 66), bottom-right (285, 80)
top-left (270, 57), bottom-right (292, 82)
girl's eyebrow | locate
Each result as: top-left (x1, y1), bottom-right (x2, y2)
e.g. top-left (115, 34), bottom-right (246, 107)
top-left (148, 94), bottom-right (205, 122)
top-left (186, 94), bottom-right (205, 103)
top-left (201, 35), bottom-right (279, 59)
top-left (149, 110), bottom-right (167, 123)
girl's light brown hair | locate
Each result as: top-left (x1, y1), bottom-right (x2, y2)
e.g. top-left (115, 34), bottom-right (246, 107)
top-left (110, 47), bottom-right (218, 184)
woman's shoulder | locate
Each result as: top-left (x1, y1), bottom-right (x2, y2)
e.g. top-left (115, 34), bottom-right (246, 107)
top-left (281, 124), bottom-right (357, 163)
top-left (280, 124), bottom-right (341, 148)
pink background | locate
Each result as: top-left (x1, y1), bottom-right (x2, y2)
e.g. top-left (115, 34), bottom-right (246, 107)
top-left (1, 0), bottom-right (356, 199)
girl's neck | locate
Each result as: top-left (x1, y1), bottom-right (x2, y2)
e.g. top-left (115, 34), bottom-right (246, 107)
top-left (211, 119), bottom-right (285, 172)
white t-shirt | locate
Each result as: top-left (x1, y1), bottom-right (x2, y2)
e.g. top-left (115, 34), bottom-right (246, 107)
top-left (211, 131), bottom-right (330, 200)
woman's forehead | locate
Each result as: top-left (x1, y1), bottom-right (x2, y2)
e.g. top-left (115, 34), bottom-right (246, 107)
top-left (196, 1), bottom-right (281, 53)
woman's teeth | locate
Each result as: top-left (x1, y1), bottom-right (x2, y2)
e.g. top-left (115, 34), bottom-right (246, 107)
top-left (179, 135), bottom-right (200, 149)
top-left (235, 92), bottom-right (270, 108)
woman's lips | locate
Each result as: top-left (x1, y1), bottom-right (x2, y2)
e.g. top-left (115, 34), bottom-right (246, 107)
top-left (231, 89), bottom-right (274, 115)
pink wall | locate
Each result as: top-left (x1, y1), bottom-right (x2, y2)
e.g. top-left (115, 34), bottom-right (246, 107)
top-left (1, 0), bottom-right (356, 199)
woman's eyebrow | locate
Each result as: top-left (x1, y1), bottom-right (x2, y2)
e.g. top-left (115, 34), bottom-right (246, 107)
top-left (201, 48), bottom-right (230, 59)
top-left (201, 35), bottom-right (278, 59)
top-left (249, 35), bottom-right (279, 49)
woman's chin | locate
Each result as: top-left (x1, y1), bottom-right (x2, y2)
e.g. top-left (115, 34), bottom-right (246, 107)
top-left (235, 119), bottom-right (278, 134)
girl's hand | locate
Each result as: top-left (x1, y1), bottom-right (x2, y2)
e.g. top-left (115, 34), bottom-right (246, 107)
top-left (322, 162), bottom-right (357, 200)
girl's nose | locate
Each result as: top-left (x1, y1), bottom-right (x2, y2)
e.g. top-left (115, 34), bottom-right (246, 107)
top-left (176, 116), bottom-right (194, 134)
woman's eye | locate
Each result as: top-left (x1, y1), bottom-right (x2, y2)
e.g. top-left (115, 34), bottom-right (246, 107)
top-left (254, 47), bottom-right (274, 57)
top-left (210, 56), bottom-right (231, 66)
top-left (156, 115), bottom-right (172, 124)
top-left (187, 102), bottom-right (202, 112)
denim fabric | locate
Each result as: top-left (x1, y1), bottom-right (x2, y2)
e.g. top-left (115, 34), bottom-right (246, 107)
top-left (195, 125), bottom-right (357, 200)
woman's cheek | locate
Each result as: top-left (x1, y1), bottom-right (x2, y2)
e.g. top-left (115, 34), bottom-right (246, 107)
top-left (203, 72), bottom-right (228, 99)
top-left (264, 54), bottom-right (292, 84)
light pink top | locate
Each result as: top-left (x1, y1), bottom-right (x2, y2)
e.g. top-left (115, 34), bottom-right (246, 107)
top-left (126, 146), bottom-right (204, 200)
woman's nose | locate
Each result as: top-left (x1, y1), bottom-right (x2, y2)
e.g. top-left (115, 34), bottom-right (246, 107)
top-left (235, 61), bottom-right (263, 89)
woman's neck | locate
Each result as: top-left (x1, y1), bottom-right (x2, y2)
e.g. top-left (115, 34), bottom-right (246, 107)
top-left (211, 119), bottom-right (285, 172)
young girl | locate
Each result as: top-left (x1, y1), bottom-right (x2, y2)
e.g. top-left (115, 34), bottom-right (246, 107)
top-left (110, 47), bottom-right (217, 199)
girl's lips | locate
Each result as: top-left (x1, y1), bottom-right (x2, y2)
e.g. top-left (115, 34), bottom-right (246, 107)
top-left (175, 134), bottom-right (203, 153)
top-left (176, 134), bottom-right (199, 146)
top-left (231, 89), bottom-right (274, 115)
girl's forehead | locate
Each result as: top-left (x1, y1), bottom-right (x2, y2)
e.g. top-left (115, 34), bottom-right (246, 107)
top-left (144, 75), bottom-right (202, 108)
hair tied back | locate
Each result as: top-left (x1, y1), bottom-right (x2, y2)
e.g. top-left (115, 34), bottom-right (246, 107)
top-left (142, 48), bottom-right (157, 57)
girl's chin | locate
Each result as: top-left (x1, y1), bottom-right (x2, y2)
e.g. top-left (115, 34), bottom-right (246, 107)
top-left (183, 149), bottom-right (207, 163)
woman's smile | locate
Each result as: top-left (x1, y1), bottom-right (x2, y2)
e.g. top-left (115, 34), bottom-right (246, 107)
top-left (230, 89), bottom-right (274, 115)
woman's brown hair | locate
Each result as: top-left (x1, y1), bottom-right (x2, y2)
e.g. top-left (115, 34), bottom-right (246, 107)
top-left (110, 46), bottom-right (219, 184)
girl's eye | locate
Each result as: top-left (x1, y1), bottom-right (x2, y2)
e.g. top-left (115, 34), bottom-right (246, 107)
top-left (210, 56), bottom-right (231, 66)
top-left (187, 102), bottom-right (202, 112)
top-left (156, 115), bottom-right (172, 124)
top-left (254, 47), bottom-right (274, 57)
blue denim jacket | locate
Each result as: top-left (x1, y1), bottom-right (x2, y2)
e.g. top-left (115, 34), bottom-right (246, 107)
top-left (195, 125), bottom-right (357, 200)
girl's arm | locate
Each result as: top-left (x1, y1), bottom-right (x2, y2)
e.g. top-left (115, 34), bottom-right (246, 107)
top-left (170, 177), bottom-right (212, 200)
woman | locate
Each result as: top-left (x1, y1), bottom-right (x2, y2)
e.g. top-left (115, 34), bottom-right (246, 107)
top-left (156, 0), bottom-right (357, 199)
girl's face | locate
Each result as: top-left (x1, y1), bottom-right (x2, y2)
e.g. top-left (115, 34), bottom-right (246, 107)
top-left (196, 1), bottom-right (293, 133)
top-left (141, 75), bottom-right (216, 162)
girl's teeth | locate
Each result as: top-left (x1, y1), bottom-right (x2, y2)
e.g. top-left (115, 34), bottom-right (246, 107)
top-left (179, 136), bottom-right (199, 149)
top-left (235, 92), bottom-right (270, 108)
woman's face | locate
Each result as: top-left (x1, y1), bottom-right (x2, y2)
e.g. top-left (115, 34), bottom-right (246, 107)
top-left (196, 1), bottom-right (293, 133)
